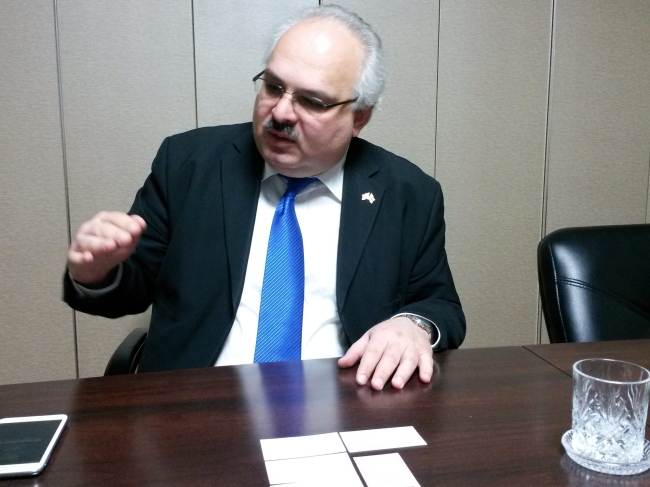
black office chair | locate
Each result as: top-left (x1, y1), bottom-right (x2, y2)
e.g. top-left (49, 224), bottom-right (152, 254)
top-left (104, 328), bottom-right (148, 375)
top-left (537, 224), bottom-right (650, 343)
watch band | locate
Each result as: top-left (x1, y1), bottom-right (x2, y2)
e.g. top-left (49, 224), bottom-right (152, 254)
top-left (403, 314), bottom-right (433, 344)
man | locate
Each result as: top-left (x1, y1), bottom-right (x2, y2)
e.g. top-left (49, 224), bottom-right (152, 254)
top-left (64, 5), bottom-right (465, 390)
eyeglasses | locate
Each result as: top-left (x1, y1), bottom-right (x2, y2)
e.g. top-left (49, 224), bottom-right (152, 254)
top-left (253, 70), bottom-right (357, 116)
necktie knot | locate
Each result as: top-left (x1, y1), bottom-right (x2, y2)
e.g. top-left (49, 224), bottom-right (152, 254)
top-left (283, 176), bottom-right (317, 199)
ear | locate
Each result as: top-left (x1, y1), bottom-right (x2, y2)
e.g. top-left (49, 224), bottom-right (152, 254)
top-left (351, 107), bottom-right (373, 137)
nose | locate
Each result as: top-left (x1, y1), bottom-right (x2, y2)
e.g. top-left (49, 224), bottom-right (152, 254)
top-left (271, 92), bottom-right (298, 124)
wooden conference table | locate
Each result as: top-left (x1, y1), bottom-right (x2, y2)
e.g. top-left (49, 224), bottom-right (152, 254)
top-left (2, 340), bottom-right (650, 486)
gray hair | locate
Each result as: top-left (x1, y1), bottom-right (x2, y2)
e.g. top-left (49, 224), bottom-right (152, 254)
top-left (263, 4), bottom-right (386, 110)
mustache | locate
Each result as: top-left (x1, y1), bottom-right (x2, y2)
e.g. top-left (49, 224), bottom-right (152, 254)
top-left (263, 118), bottom-right (299, 141)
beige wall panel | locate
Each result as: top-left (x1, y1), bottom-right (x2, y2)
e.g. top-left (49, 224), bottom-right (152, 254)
top-left (545, 0), bottom-right (650, 232)
top-left (327, 0), bottom-right (438, 173)
top-left (436, 1), bottom-right (552, 347)
top-left (58, 1), bottom-right (196, 377)
top-left (194, 0), bottom-right (315, 128)
top-left (0, 2), bottom-right (75, 384)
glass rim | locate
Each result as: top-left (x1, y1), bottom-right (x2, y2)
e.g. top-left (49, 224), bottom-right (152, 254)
top-left (573, 358), bottom-right (650, 385)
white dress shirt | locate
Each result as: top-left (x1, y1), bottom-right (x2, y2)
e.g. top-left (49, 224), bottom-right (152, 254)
top-left (215, 158), bottom-right (347, 366)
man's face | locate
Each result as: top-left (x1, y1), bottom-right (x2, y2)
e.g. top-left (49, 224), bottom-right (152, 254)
top-left (253, 18), bottom-right (372, 177)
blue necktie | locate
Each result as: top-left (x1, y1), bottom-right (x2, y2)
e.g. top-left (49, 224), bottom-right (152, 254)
top-left (255, 177), bottom-right (316, 363)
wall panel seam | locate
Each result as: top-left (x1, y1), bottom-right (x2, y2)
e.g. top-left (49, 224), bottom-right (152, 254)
top-left (538, 0), bottom-right (557, 344)
top-left (53, 0), bottom-right (79, 378)
top-left (191, 0), bottom-right (198, 128)
top-left (432, 0), bottom-right (441, 179)
top-left (645, 158), bottom-right (650, 223)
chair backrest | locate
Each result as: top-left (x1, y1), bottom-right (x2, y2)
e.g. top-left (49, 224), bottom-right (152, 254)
top-left (538, 224), bottom-right (650, 343)
top-left (104, 328), bottom-right (148, 375)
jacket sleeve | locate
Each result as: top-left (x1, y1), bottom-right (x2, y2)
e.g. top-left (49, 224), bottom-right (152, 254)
top-left (395, 184), bottom-right (466, 350)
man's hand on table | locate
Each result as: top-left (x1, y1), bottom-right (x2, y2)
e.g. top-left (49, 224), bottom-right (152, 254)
top-left (67, 211), bottom-right (146, 287)
top-left (338, 316), bottom-right (434, 391)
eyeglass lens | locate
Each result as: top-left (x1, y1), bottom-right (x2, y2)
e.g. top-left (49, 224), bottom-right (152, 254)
top-left (254, 79), bottom-right (329, 115)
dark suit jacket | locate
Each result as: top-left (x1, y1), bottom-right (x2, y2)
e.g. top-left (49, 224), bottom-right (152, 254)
top-left (64, 123), bottom-right (465, 372)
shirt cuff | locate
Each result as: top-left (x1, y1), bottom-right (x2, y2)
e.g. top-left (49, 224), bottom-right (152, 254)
top-left (392, 312), bottom-right (441, 350)
top-left (69, 263), bottom-right (123, 297)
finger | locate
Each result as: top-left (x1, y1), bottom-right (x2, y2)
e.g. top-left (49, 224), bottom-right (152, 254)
top-left (355, 337), bottom-right (393, 389)
top-left (366, 341), bottom-right (403, 390)
top-left (130, 214), bottom-right (147, 232)
top-left (108, 214), bottom-right (146, 244)
top-left (418, 352), bottom-right (435, 383)
top-left (390, 351), bottom-right (420, 390)
top-left (82, 221), bottom-right (138, 248)
top-left (337, 333), bottom-right (369, 368)
top-left (71, 234), bottom-right (119, 254)
top-left (67, 249), bottom-right (95, 266)
top-left (93, 212), bottom-right (145, 238)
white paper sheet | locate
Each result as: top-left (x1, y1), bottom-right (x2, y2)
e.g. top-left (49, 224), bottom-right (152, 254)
top-left (339, 426), bottom-right (426, 453)
top-left (260, 432), bottom-right (346, 461)
top-left (354, 453), bottom-right (421, 487)
top-left (266, 452), bottom-right (363, 486)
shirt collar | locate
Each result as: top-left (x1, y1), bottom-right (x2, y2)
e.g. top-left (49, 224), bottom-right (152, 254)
top-left (262, 155), bottom-right (346, 202)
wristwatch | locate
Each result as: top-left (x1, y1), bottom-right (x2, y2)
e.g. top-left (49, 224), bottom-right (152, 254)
top-left (403, 314), bottom-right (434, 344)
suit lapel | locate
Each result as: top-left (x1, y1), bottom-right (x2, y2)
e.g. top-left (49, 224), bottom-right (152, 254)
top-left (337, 139), bottom-right (385, 310)
top-left (221, 130), bottom-right (264, 310)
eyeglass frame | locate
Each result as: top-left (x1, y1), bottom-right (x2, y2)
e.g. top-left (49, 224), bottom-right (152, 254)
top-left (252, 70), bottom-right (358, 113)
